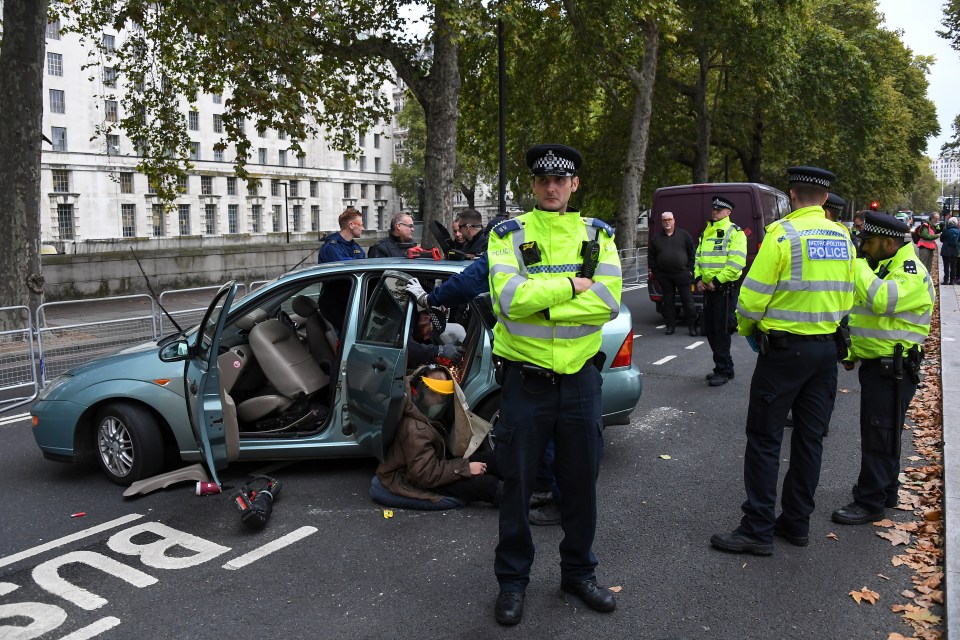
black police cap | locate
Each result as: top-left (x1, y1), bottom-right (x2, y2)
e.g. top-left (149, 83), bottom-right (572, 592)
top-left (712, 196), bottom-right (735, 211)
top-left (786, 166), bottom-right (835, 188)
top-left (860, 211), bottom-right (910, 240)
top-left (824, 193), bottom-right (846, 213)
top-left (526, 144), bottom-right (582, 177)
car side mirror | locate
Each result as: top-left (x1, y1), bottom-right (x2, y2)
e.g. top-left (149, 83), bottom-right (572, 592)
top-left (159, 338), bottom-right (190, 362)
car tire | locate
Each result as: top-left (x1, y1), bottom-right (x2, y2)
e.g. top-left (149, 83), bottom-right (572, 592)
top-left (94, 403), bottom-right (164, 486)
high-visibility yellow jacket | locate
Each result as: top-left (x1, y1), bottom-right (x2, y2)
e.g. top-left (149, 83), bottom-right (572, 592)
top-left (487, 208), bottom-right (622, 374)
top-left (847, 242), bottom-right (935, 361)
top-left (694, 216), bottom-right (747, 285)
top-left (736, 205), bottom-right (855, 336)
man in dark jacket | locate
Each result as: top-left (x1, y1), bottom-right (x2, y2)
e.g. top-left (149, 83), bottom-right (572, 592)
top-left (368, 213), bottom-right (415, 258)
top-left (648, 211), bottom-right (697, 335)
top-left (318, 208), bottom-right (366, 263)
top-left (457, 208), bottom-right (488, 257)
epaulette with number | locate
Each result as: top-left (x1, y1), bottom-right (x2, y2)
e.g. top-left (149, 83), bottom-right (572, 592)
top-left (903, 260), bottom-right (917, 274)
top-left (493, 219), bottom-right (523, 238)
top-left (583, 218), bottom-right (615, 237)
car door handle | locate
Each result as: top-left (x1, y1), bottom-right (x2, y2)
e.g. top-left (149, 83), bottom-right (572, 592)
top-left (371, 358), bottom-right (387, 372)
top-left (189, 381), bottom-right (199, 394)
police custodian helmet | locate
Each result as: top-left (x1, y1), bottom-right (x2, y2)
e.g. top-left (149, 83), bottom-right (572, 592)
top-left (526, 144), bottom-right (582, 177)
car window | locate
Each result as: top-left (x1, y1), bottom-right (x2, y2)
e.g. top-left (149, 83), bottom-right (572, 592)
top-left (357, 273), bottom-right (410, 347)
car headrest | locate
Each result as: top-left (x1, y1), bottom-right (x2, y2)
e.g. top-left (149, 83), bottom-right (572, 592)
top-left (291, 295), bottom-right (319, 318)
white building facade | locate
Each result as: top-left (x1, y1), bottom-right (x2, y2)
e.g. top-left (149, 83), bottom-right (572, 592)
top-left (41, 20), bottom-right (400, 247)
top-left (932, 152), bottom-right (960, 186)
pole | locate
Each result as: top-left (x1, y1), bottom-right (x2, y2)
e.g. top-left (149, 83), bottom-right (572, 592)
top-left (497, 13), bottom-right (507, 216)
top-left (282, 182), bottom-right (290, 243)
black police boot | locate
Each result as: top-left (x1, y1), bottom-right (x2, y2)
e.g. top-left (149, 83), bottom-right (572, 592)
top-left (831, 501), bottom-right (885, 525)
top-left (708, 374), bottom-right (730, 387)
top-left (773, 518), bottom-right (809, 547)
top-left (688, 323), bottom-right (697, 337)
top-left (495, 591), bottom-right (525, 625)
top-left (665, 325), bottom-right (675, 335)
top-left (709, 529), bottom-right (773, 556)
top-left (560, 579), bottom-right (617, 612)
top-left (529, 501), bottom-right (561, 526)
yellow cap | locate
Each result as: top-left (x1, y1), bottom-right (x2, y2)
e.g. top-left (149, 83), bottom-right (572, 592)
top-left (421, 376), bottom-right (454, 395)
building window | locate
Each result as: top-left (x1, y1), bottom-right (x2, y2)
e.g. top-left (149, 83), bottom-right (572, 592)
top-left (57, 204), bottom-right (74, 239)
top-left (228, 204), bottom-right (239, 233)
top-left (297, 153), bottom-right (305, 168)
top-left (358, 134), bottom-right (365, 147)
top-left (214, 148), bottom-right (224, 162)
top-left (361, 205), bottom-right (369, 224)
top-left (257, 125), bottom-right (266, 138)
top-left (292, 205), bottom-right (302, 232)
top-left (252, 204), bottom-right (262, 233)
top-left (188, 110), bottom-right (199, 130)
top-left (278, 149), bottom-right (287, 166)
top-left (375, 184), bottom-right (382, 200)
top-left (359, 156), bottom-right (366, 172)
top-left (120, 172), bottom-right (134, 194)
top-left (52, 169), bottom-right (70, 193)
top-left (121, 204), bottom-right (136, 237)
top-left (49, 89), bottom-right (65, 114)
top-left (201, 175), bottom-right (213, 195)
top-left (152, 204), bottom-right (166, 237)
top-left (52, 127), bottom-right (68, 152)
top-left (103, 67), bottom-right (117, 88)
top-left (147, 178), bottom-right (157, 195)
top-left (271, 179), bottom-right (280, 197)
top-left (278, 130), bottom-right (287, 141)
top-left (189, 141), bottom-right (200, 160)
top-left (212, 93), bottom-right (222, 104)
top-left (47, 19), bottom-right (61, 40)
top-left (102, 34), bottom-right (116, 54)
top-left (272, 205), bottom-right (282, 232)
top-left (104, 99), bottom-right (119, 123)
top-left (360, 184), bottom-right (368, 199)
top-left (247, 180), bottom-right (259, 196)
top-left (289, 180), bottom-right (299, 197)
top-left (212, 114), bottom-right (223, 134)
top-left (204, 204), bottom-right (217, 235)
top-left (343, 156), bottom-right (349, 170)
top-left (47, 52), bottom-right (63, 76)
top-left (106, 134), bottom-right (120, 155)
top-left (311, 205), bottom-right (319, 231)
top-left (238, 119), bottom-right (245, 134)
top-left (374, 157), bottom-right (381, 172)
top-left (258, 147), bottom-right (267, 164)
top-left (374, 133), bottom-right (380, 149)
top-left (177, 175), bottom-right (188, 194)
top-left (178, 204), bottom-right (191, 235)
top-left (227, 177), bottom-right (237, 196)
top-left (310, 181), bottom-right (318, 198)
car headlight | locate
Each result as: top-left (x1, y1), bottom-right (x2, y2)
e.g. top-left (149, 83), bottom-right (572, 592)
top-left (37, 374), bottom-right (72, 401)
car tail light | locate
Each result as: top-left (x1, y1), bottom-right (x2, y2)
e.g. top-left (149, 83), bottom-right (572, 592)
top-left (611, 330), bottom-right (634, 368)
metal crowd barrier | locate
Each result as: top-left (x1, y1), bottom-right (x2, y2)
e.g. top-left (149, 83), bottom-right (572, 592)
top-left (157, 284), bottom-right (247, 335)
top-left (0, 306), bottom-right (39, 412)
top-left (618, 248), bottom-right (645, 285)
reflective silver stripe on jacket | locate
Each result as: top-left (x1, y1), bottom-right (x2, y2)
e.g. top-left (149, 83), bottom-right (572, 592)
top-left (851, 304), bottom-right (932, 326)
top-left (762, 308), bottom-right (846, 323)
top-left (491, 263), bottom-right (522, 318)
top-left (866, 278), bottom-right (899, 316)
top-left (776, 279), bottom-right (854, 293)
top-left (590, 282), bottom-right (620, 320)
top-left (594, 263), bottom-right (622, 277)
top-left (779, 221), bottom-right (805, 283)
top-left (495, 315), bottom-right (603, 340)
top-left (742, 276), bottom-right (776, 296)
top-left (850, 326), bottom-right (928, 343)
top-left (735, 302), bottom-right (765, 321)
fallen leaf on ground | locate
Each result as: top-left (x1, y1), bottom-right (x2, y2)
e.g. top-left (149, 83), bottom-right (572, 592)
top-left (874, 519), bottom-right (896, 528)
top-left (658, 454), bottom-right (672, 460)
top-left (886, 633), bottom-right (911, 640)
top-left (876, 529), bottom-right (911, 546)
top-left (827, 532), bottom-right (839, 540)
top-left (902, 589), bottom-right (917, 598)
top-left (608, 586), bottom-right (623, 593)
top-left (904, 608), bottom-right (941, 624)
top-left (839, 387), bottom-right (849, 393)
top-left (850, 587), bottom-right (880, 605)
top-left (877, 573), bottom-right (890, 580)
top-left (922, 509), bottom-right (942, 521)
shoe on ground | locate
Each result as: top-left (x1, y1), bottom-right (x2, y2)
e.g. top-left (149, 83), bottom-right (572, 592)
top-left (705, 372), bottom-right (734, 381)
top-left (708, 375), bottom-right (730, 387)
top-left (665, 326), bottom-right (675, 335)
top-left (710, 529), bottom-right (773, 556)
top-left (529, 502), bottom-right (561, 526)
top-left (832, 501), bottom-right (885, 525)
top-left (560, 579), bottom-right (617, 613)
top-left (529, 491), bottom-right (553, 508)
top-left (851, 485), bottom-right (898, 508)
top-left (495, 591), bottom-right (525, 625)
top-left (773, 521), bottom-right (809, 547)
top-left (688, 328), bottom-right (698, 336)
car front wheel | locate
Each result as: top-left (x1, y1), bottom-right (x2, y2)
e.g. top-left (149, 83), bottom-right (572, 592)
top-left (94, 403), bottom-right (164, 485)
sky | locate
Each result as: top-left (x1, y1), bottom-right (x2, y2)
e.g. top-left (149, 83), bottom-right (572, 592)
top-left (876, 0), bottom-right (958, 157)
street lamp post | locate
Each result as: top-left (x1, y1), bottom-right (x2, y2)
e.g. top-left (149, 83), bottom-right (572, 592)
top-left (281, 181), bottom-right (290, 243)
top-left (497, 13), bottom-right (506, 217)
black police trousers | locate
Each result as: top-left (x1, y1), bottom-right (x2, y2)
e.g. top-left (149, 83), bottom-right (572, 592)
top-left (703, 287), bottom-right (737, 376)
top-left (852, 359), bottom-right (917, 511)
top-left (739, 336), bottom-right (838, 541)
top-left (493, 360), bottom-right (603, 591)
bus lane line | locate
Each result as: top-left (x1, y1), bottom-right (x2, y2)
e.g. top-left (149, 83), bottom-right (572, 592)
top-left (0, 514), bottom-right (144, 570)
top-left (222, 526), bottom-right (318, 570)
top-left (57, 617), bottom-right (121, 640)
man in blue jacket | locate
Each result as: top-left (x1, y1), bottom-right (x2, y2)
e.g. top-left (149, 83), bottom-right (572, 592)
top-left (319, 208), bottom-right (366, 263)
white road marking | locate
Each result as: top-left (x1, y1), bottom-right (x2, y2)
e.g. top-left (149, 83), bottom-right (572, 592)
top-left (622, 283), bottom-right (648, 292)
top-left (944, 337), bottom-right (956, 342)
top-left (686, 341), bottom-right (705, 349)
top-left (222, 526), bottom-right (318, 570)
top-left (0, 514), bottom-right (144, 570)
top-left (0, 412), bottom-right (30, 427)
top-left (57, 617), bottom-right (121, 640)
top-left (652, 355), bottom-right (676, 365)
top-left (656, 324), bottom-right (666, 329)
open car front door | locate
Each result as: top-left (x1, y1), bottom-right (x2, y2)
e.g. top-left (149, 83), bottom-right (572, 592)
top-left (344, 270), bottom-right (414, 460)
top-left (184, 281), bottom-right (239, 487)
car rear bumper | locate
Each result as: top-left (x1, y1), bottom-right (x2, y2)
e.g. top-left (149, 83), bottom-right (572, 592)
top-left (601, 363), bottom-right (642, 425)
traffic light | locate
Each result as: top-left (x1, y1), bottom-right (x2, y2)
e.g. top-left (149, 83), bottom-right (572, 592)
top-left (870, 201), bottom-right (879, 211)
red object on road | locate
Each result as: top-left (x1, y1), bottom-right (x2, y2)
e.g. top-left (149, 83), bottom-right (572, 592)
top-left (70, 512), bottom-right (86, 518)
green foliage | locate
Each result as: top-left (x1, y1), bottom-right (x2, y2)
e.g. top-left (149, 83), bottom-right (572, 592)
top-left (391, 94), bottom-right (426, 212)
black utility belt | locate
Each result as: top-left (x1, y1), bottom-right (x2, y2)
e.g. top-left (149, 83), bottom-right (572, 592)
top-left (496, 353), bottom-right (605, 382)
top-left (766, 330), bottom-right (833, 343)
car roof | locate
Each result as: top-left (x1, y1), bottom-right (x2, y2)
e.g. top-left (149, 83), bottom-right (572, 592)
top-left (273, 257), bottom-right (470, 286)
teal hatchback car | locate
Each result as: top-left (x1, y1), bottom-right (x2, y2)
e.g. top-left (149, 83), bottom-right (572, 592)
top-left (32, 259), bottom-right (642, 487)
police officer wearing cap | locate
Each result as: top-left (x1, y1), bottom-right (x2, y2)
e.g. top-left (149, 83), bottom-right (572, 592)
top-left (695, 195), bottom-right (747, 386)
top-left (832, 212), bottom-right (935, 525)
top-left (711, 166), bottom-right (855, 556)
top-left (487, 143), bottom-right (622, 625)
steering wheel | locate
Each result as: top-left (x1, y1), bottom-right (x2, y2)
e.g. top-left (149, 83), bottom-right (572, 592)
top-left (276, 309), bottom-right (297, 330)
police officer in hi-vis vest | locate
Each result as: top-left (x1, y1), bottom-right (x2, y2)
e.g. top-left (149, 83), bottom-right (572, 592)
top-left (711, 166), bottom-right (855, 556)
top-left (487, 144), bottom-right (621, 625)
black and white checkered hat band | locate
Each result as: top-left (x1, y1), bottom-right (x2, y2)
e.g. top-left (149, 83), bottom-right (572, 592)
top-left (862, 222), bottom-right (904, 238)
top-left (788, 173), bottom-right (830, 187)
top-left (712, 198), bottom-right (733, 209)
top-left (533, 151), bottom-right (576, 174)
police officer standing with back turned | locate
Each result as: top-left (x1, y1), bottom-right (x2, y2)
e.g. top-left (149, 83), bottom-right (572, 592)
top-left (710, 166), bottom-right (855, 556)
top-left (831, 212), bottom-right (934, 525)
top-left (487, 143), bottom-right (622, 625)
top-left (695, 196), bottom-right (747, 386)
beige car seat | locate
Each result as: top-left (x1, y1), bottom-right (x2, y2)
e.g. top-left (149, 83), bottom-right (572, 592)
top-left (291, 295), bottom-right (339, 373)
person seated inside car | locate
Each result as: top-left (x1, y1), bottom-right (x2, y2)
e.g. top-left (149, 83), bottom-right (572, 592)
top-left (376, 365), bottom-right (501, 506)
top-left (408, 306), bottom-right (465, 368)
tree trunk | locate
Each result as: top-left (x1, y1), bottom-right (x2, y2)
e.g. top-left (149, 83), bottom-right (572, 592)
top-left (692, 46), bottom-right (710, 184)
top-left (738, 101), bottom-right (764, 183)
top-left (0, 0), bottom-right (48, 329)
top-left (616, 19), bottom-right (659, 251)
top-left (459, 184), bottom-right (475, 209)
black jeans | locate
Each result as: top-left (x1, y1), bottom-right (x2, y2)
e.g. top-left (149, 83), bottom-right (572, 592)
top-left (942, 253), bottom-right (957, 283)
top-left (658, 270), bottom-right (696, 329)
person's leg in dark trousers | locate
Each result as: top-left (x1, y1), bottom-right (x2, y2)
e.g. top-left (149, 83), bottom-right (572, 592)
top-left (675, 273), bottom-right (698, 335)
top-left (493, 366), bottom-right (553, 591)
top-left (437, 450), bottom-right (502, 503)
top-left (659, 273), bottom-right (678, 332)
top-left (703, 290), bottom-right (733, 376)
top-left (552, 364), bottom-right (603, 584)
top-left (777, 341), bottom-right (838, 536)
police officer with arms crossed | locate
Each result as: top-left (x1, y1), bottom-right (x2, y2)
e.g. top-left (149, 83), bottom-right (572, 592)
top-left (711, 166), bottom-right (855, 555)
top-left (695, 196), bottom-right (747, 386)
top-left (487, 144), bottom-right (621, 625)
top-left (832, 212), bottom-right (934, 525)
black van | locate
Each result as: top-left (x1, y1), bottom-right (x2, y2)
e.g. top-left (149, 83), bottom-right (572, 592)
top-left (647, 182), bottom-right (791, 316)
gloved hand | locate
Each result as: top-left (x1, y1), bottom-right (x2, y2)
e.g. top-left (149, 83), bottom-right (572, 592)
top-left (405, 278), bottom-right (429, 309)
top-left (436, 344), bottom-right (464, 365)
top-left (745, 333), bottom-right (760, 353)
